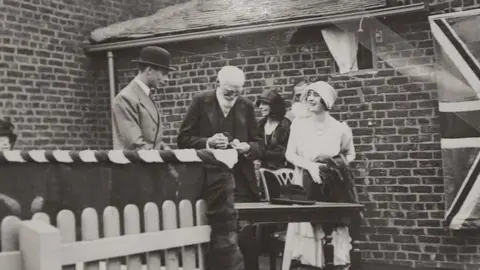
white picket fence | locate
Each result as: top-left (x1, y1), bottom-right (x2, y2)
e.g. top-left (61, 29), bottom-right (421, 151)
top-left (0, 200), bottom-right (210, 270)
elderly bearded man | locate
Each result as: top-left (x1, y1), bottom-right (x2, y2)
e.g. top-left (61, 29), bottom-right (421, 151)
top-left (177, 66), bottom-right (264, 270)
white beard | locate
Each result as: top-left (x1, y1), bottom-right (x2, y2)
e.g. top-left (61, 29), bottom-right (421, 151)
top-left (291, 102), bottom-right (311, 118)
top-left (224, 98), bottom-right (237, 109)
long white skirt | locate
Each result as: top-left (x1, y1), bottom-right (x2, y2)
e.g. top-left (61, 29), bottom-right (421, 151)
top-left (281, 167), bottom-right (353, 269)
top-left (281, 222), bottom-right (352, 270)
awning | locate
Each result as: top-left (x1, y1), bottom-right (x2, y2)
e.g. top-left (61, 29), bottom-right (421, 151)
top-left (84, 2), bottom-right (426, 53)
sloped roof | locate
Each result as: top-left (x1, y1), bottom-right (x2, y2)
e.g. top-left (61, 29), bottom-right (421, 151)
top-left (89, 0), bottom-right (386, 44)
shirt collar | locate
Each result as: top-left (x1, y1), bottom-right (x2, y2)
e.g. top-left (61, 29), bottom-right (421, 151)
top-left (134, 77), bottom-right (151, 97)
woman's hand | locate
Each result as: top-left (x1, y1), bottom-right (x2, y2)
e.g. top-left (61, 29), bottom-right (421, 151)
top-left (306, 162), bottom-right (323, 184)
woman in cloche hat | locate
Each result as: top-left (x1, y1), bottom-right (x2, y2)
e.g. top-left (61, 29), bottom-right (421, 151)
top-left (282, 81), bottom-right (360, 270)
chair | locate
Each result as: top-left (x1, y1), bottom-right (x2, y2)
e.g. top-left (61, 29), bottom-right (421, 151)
top-left (257, 168), bottom-right (295, 270)
top-left (258, 168), bottom-right (295, 201)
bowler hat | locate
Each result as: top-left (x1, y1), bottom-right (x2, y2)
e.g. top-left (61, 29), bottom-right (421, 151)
top-left (270, 184), bottom-right (316, 205)
top-left (132, 46), bottom-right (176, 71)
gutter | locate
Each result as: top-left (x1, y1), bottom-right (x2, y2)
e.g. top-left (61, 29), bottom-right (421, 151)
top-left (84, 3), bottom-right (426, 53)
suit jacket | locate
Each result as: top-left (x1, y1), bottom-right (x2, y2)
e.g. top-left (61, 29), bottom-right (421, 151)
top-left (177, 90), bottom-right (263, 200)
top-left (112, 80), bottom-right (166, 150)
top-left (257, 117), bottom-right (293, 170)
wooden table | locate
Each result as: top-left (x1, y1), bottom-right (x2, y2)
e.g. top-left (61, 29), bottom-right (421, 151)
top-left (236, 201), bottom-right (363, 223)
top-left (235, 202), bottom-right (364, 270)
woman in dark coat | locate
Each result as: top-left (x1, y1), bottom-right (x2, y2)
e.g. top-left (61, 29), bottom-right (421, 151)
top-left (256, 89), bottom-right (292, 173)
top-left (256, 89), bottom-right (294, 199)
top-left (255, 89), bottom-right (293, 255)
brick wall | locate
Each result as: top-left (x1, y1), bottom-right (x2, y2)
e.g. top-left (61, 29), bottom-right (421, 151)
top-left (0, 0), bottom-right (186, 150)
top-left (2, 0), bottom-right (480, 269)
top-left (112, 11), bottom-right (478, 270)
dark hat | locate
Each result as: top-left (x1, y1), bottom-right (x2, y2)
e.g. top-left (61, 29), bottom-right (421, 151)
top-left (132, 46), bottom-right (176, 71)
top-left (0, 119), bottom-right (17, 145)
top-left (270, 184), bottom-right (316, 205)
top-left (255, 89), bottom-right (282, 107)
top-left (0, 119), bottom-right (14, 136)
top-left (255, 89), bottom-right (288, 121)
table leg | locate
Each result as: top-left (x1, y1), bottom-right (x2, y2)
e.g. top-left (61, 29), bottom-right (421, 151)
top-left (269, 229), bottom-right (277, 270)
top-left (323, 223), bottom-right (334, 270)
top-left (349, 217), bottom-right (362, 270)
top-left (281, 223), bottom-right (295, 270)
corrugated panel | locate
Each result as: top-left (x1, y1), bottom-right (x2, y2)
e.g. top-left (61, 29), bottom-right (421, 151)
top-left (90, 0), bottom-right (386, 44)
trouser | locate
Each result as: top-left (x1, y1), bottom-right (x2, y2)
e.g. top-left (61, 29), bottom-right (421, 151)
top-left (204, 168), bottom-right (245, 270)
top-left (236, 189), bottom-right (260, 270)
top-left (177, 163), bottom-right (261, 270)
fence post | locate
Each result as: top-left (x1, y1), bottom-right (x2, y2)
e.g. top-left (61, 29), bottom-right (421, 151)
top-left (19, 220), bottom-right (61, 270)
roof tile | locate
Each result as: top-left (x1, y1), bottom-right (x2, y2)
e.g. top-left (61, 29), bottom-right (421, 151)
top-left (90, 0), bottom-right (386, 44)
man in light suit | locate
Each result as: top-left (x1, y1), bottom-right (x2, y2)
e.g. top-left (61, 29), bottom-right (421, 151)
top-left (112, 46), bottom-right (175, 150)
top-left (110, 46), bottom-right (177, 212)
top-left (177, 66), bottom-right (264, 270)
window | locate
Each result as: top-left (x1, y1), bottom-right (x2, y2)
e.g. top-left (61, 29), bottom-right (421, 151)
top-left (331, 29), bottom-right (376, 73)
top-left (288, 23), bottom-right (377, 74)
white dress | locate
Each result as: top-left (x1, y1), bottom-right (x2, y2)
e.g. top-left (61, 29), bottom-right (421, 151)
top-left (282, 114), bottom-right (356, 270)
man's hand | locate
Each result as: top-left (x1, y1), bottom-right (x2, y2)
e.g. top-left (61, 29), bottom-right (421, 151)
top-left (207, 133), bottom-right (229, 149)
top-left (231, 139), bottom-right (251, 154)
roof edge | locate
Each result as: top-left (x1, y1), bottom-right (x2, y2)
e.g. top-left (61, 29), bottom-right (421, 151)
top-left (83, 3), bottom-right (426, 54)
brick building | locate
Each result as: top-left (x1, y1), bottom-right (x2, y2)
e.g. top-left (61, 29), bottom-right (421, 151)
top-left (1, 0), bottom-right (480, 269)
top-left (0, 0), bottom-right (186, 149)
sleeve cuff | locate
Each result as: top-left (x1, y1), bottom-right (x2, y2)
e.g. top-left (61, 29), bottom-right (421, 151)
top-left (206, 138), bottom-right (211, 150)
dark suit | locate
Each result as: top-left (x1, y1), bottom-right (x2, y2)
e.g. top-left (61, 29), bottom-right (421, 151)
top-left (177, 89), bottom-right (263, 270)
top-left (177, 89), bottom-right (263, 201)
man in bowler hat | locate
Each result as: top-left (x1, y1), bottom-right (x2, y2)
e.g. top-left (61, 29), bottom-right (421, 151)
top-left (112, 46), bottom-right (175, 150)
top-left (110, 46), bottom-right (178, 213)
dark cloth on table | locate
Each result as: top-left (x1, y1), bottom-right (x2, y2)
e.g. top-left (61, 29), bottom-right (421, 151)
top-left (302, 163), bottom-right (358, 204)
top-left (302, 155), bottom-right (361, 225)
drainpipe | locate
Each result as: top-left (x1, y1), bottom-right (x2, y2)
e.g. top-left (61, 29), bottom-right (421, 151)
top-left (107, 51), bottom-right (117, 147)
